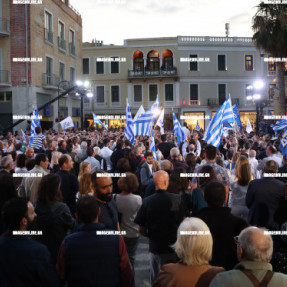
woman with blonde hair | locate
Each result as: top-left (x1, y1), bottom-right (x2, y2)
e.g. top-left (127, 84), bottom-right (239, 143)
top-left (230, 155), bottom-right (252, 221)
top-left (153, 218), bottom-right (224, 287)
top-left (50, 151), bottom-right (62, 173)
top-left (76, 173), bottom-right (94, 201)
top-left (78, 161), bottom-right (91, 182)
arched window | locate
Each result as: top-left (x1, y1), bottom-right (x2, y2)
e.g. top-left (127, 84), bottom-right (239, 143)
top-left (147, 50), bottom-right (160, 71)
top-left (133, 51), bottom-right (144, 72)
top-left (162, 49), bottom-right (173, 70)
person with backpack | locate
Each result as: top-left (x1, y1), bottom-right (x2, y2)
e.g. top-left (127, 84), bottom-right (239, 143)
top-left (210, 226), bottom-right (287, 287)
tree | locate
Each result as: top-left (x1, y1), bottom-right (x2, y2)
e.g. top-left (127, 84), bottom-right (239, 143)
top-left (252, 1), bottom-right (287, 115)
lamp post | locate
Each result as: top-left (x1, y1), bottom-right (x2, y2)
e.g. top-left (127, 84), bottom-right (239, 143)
top-left (246, 80), bottom-right (264, 135)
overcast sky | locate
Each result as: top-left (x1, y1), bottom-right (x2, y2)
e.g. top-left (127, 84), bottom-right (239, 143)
top-left (69, 0), bottom-right (262, 45)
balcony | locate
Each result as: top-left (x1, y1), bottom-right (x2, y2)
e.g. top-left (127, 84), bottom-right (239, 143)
top-left (0, 70), bottom-right (11, 87)
top-left (190, 100), bottom-right (199, 105)
top-left (44, 29), bottom-right (53, 44)
top-left (232, 98), bottom-right (240, 105)
top-left (268, 71), bottom-right (276, 76)
top-left (207, 99), bottom-right (219, 106)
top-left (128, 68), bottom-right (178, 80)
top-left (58, 37), bottom-right (66, 51)
top-left (69, 43), bottom-right (76, 56)
top-left (42, 73), bottom-right (60, 90)
top-left (0, 18), bottom-right (10, 37)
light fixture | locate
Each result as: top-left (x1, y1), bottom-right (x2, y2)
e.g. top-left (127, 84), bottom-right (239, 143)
top-left (253, 80), bottom-right (264, 90)
top-left (75, 92), bottom-right (80, 97)
top-left (87, 92), bottom-right (93, 98)
top-left (246, 95), bottom-right (253, 101)
top-left (76, 80), bottom-right (83, 87)
top-left (253, 94), bottom-right (261, 100)
top-left (84, 81), bottom-right (90, 88)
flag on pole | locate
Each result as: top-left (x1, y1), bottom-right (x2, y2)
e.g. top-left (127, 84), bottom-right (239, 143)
top-left (29, 106), bottom-right (41, 147)
top-left (133, 97), bottom-right (158, 136)
top-left (271, 120), bottom-right (287, 132)
top-left (150, 130), bottom-right (157, 160)
top-left (60, 116), bottom-right (74, 130)
top-left (232, 103), bottom-right (242, 130)
top-left (172, 110), bottom-right (185, 146)
top-left (92, 113), bottom-right (108, 130)
top-left (133, 105), bottom-right (145, 122)
top-left (279, 130), bottom-right (287, 156)
top-left (21, 129), bottom-right (27, 142)
top-left (222, 97), bottom-right (234, 128)
top-left (196, 121), bottom-right (200, 131)
top-left (246, 118), bottom-right (253, 134)
top-left (155, 108), bottom-right (164, 134)
top-left (124, 100), bottom-right (135, 144)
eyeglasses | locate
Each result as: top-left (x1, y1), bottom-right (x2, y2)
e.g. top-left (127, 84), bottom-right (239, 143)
top-left (234, 236), bottom-right (240, 246)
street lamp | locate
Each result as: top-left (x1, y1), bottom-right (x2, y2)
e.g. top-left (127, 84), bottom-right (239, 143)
top-left (246, 80), bottom-right (264, 135)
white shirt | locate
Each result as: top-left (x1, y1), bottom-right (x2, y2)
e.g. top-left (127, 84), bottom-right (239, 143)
top-left (101, 146), bottom-right (113, 170)
top-left (195, 140), bottom-right (201, 157)
top-left (84, 157), bottom-right (100, 172)
top-left (182, 127), bottom-right (190, 139)
top-left (249, 157), bottom-right (260, 178)
top-left (257, 154), bottom-right (283, 171)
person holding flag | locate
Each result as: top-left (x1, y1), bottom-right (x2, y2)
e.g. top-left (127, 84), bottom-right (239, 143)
top-left (172, 110), bottom-right (185, 147)
top-left (30, 106), bottom-right (45, 153)
top-left (92, 113), bottom-right (108, 130)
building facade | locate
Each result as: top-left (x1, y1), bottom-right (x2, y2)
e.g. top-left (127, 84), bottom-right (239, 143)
top-left (0, 0), bottom-right (82, 133)
top-left (82, 35), bottom-right (283, 130)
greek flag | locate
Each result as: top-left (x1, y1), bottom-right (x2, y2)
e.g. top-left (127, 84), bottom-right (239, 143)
top-left (92, 113), bottom-right (108, 130)
top-left (133, 97), bottom-right (159, 136)
top-left (271, 120), bottom-right (287, 132)
top-left (172, 110), bottom-right (185, 146)
top-left (196, 121), bottom-right (200, 131)
top-left (222, 97), bottom-right (234, 128)
top-left (280, 130), bottom-right (287, 156)
top-left (232, 103), bottom-right (242, 130)
top-left (21, 129), bottom-right (27, 142)
top-left (150, 130), bottom-right (157, 160)
top-left (125, 100), bottom-right (135, 144)
top-left (29, 107), bottom-right (41, 147)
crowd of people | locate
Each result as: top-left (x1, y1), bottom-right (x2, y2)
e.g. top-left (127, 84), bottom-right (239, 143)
top-left (1, 125), bottom-right (287, 286)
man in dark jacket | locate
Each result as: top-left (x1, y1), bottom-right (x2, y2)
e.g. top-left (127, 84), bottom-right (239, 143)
top-left (0, 197), bottom-right (59, 286)
top-left (135, 170), bottom-right (189, 284)
top-left (157, 134), bottom-right (175, 159)
top-left (246, 160), bottom-right (285, 230)
top-left (195, 181), bottom-right (247, 270)
top-left (57, 196), bottom-right (134, 287)
top-left (56, 155), bottom-right (79, 216)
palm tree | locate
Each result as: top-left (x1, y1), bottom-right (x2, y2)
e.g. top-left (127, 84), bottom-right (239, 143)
top-left (252, 2), bottom-right (287, 115)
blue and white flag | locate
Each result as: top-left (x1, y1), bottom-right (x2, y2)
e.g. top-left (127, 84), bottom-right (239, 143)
top-left (196, 121), bottom-right (200, 131)
top-left (203, 101), bottom-right (226, 148)
top-left (92, 113), bottom-right (108, 130)
top-left (279, 130), bottom-right (287, 156)
top-left (222, 97), bottom-right (234, 128)
top-left (271, 120), bottom-right (287, 132)
top-left (150, 130), bottom-right (157, 160)
top-left (29, 107), bottom-right (41, 147)
top-left (133, 97), bottom-right (158, 137)
top-left (246, 118), bottom-right (253, 134)
top-left (172, 110), bottom-right (185, 146)
top-left (124, 100), bottom-right (135, 144)
top-left (232, 103), bottom-right (242, 130)
top-left (155, 108), bottom-right (164, 134)
top-left (21, 129), bottom-right (27, 142)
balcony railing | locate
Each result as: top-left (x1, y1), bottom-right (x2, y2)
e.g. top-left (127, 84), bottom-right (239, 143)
top-left (0, 18), bottom-right (10, 36)
top-left (189, 100), bottom-right (199, 105)
top-left (128, 68), bottom-right (177, 78)
top-left (69, 43), bottom-right (76, 56)
top-left (0, 70), bottom-right (11, 86)
top-left (232, 98), bottom-right (240, 105)
top-left (268, 71), bottom-right (276, 76)
top-left (58, 37), bottom-right (66, 51)
top-left (208, 99), bottom-right (219, 106)
top-left (44, 29), bottom-right (53, 44)
top-left (42, 73), bottom-right (60, 89)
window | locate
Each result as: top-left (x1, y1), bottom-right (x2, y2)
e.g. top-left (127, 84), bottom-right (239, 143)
top-left (69, 29), bottom-right (76, 56)
top-left (111, 86), bottom-right (119, 103)
top-left (0, 92), bottom-right (11, 102)
top-left (190, 84), bottom-right (198, 100)
top-left (245, 84), bottom-right (253, 98)
top-left (59, 62), bottom-right (65, 81)
top-left (111, 57), bottom-right (119, 74)
top-left (245, 55), bottom-right (253, 71)
top-left (218, 55), bottom-right (226, 71)
top-left (218, 84), bottom-right (226, 104)
top-left (268, 56), bottom-right (276, 73)
top-left (95, 57), bottom-right (104, 74)
top-left (46, 56), bottom-right (53, 84)
top-left (189, 54), bottom-right (198, 71)
top-left (96, 86), bottom-right (105, 103)
top-left (70, 67), bottom-right (75, 86)
top-left (44, 11), bottom-right (53, 43)
top-left (165, 84), bottom-right (173, 101)
top-left (149, 85), bottom-right (157, 102)
top-left (83, 58), bottom-right (89, 74)
top-left (58, 21), bottom-right (65, 50)
top-left (134, 85), bottom-right (142, 102)
top-left (269, 84), bottom-right (276, 101)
